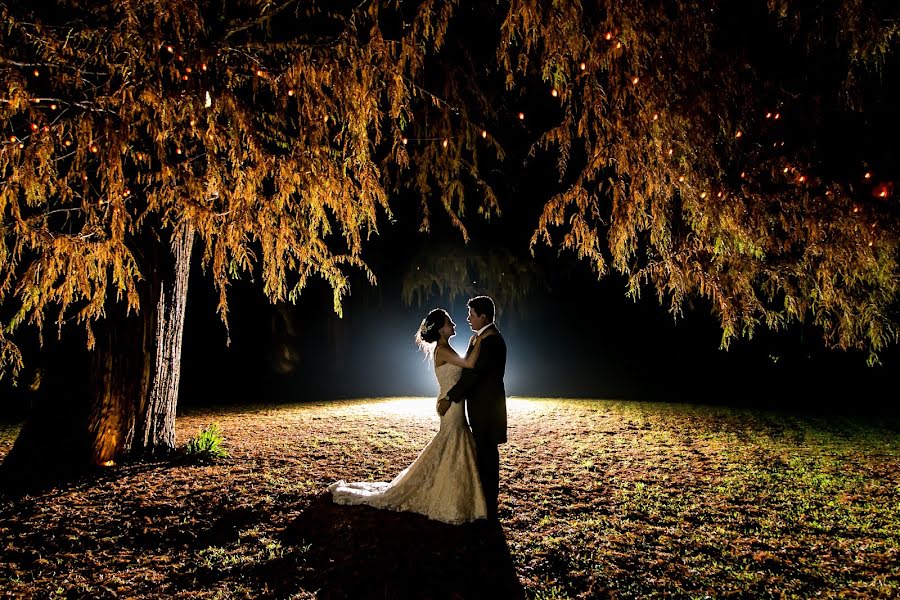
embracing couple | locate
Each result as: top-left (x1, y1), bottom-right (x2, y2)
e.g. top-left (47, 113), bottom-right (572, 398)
top-left (329, 295), bottom-right (507, 524)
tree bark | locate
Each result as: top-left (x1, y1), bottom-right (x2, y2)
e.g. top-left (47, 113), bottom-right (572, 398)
top-left (127, 222), bottom-right (194, 456)
top-left (1, 224), bottom-right (194, 489)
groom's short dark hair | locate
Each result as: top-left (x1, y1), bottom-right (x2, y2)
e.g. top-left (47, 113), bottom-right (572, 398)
top-left (468, 296), bottom-right (495, 322)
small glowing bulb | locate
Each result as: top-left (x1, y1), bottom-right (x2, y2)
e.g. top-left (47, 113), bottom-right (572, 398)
top-left (205, 91), bottom-right (212, 108)
top-left (700, 192), bottom-right (707, 198)
top-left (518, 112), bottom-right (525, 120)
top-left (551, 88), bottom-right (558, 97)
top-left (190, 119), bottom-right (196, 126)
top-left (717, 192), bottom-right (723, 198)
top-left (481, 130), bottom-right (487, 139)
top-left (64, 140), bottom-right (72, 147)
top-left (323, 115), bottom-right (328, 123)
top-left (50, 104), bottom-right (57, 110)
top-left (256, 70), bottom-right (264, 77)
top-left (176, 148), bottom-right (182, 155)
top-left (735, 131), bottom-right (742, 138)
top-left (9, 136), bottom-right (16, 142)
top-left (880, 190), bottom-right (887, 198)
top-left (401, 137), bottom-right (408, 145)
top-left (765, 112), bottom-right (772, 118)
top-left (102, 460), bottom-right (115, 467)
top-left (868, 241), bottom-right (873, 247)
top-left (783, 167), bottom-right (789, 173)
top-left (442, 139), bottom-right (449, 148)
top-left (668, 148), bottom-right (673, 156)
top-left (182, 75), bottom-right (188, 81)
top-left (90, 144), bottom-right (98, 153)
top-left (177, 55), bottom-right (183, 61)
top-left (605, 32), bottom-right (612, 40)
top-left (740, 171), bottom-right (746, 178)
top-left (33, 69), bottom-right (39, 77)
top-left (632, 76), bottom-right (639, 85)
top-left (616, 42), bottom-right (621, 49)
top-left (18, 142), bottom-right (24, 149)
top-left (774, 113), bottom-right (780, 119)
top-left (124, 189), bottom-right (130, 196)
top-left (652, 113), bottom-right (658, 120)
top-left (864, 172), bottom-right (872, 179)
top-left (580, 62), bottom-right (586, 71)
top-left (201, 63), bottom-right (207, 71)
top-left (82, 174), bottom-right (88, 181)
top-left (798, 176), bottom-right (806, 183)
top-left (30, 123), bottom-right (38, 131)
top-left (166, 45), bottom-right (174, 53)
top-left (287, 89), bottom-right (294, 96)
top-left (852, 206), bottom-right (859, 213)
top-left (678, 176), bottom-right (685, 182)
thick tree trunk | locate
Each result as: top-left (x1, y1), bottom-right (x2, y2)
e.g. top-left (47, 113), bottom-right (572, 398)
top-left (1, 224), bottom-right (193, 488)
top-left (127, 223), bottom-right (194, 456)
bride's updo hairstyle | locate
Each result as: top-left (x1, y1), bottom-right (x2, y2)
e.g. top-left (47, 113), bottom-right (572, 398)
top-left (415, 308), bottom-right (449, 357)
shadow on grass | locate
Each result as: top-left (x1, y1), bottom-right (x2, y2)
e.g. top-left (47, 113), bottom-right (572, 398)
top-left (201, 493), bottom-right (526, 599)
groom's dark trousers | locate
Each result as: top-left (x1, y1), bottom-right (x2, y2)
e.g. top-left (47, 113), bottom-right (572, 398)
top-left (473, 434), bottom-right (500, 517)
top-left (446, 325), bottom-right (507, 518)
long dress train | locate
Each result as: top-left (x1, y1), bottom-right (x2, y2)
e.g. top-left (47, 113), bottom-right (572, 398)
top-left (328, 363), bottom-right (487, 524)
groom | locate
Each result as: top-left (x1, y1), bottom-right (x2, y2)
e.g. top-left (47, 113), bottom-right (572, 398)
top-left (437, 295), bottom-right (507, 520)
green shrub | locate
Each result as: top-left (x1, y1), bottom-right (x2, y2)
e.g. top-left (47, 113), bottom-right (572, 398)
top-left (185, 423), bottom-right (228, 459)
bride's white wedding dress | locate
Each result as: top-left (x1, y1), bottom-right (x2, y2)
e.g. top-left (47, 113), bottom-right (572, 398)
top-left (328, 363), bottom-right (487, 524)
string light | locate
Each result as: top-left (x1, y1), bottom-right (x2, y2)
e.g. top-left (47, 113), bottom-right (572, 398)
top-left (186, 67), bottom-right (192, 73)
top-left (700, 192), bottom-right (707, 198)
top-left (678, 176), bottom-right (684, 182)
top-left (256, 70), bottom-right (264, 77)
top-left (201, 63), bottom-right (207, 71)
top-left (632, 76), bottom-right (639, 85)
top-left (580, 62), bottom-right (586, 71)
top-left (735, 131), bottom-right (742, 138)
top-left (90, 144), bottom-right (98, 153)
top-left (50, 104), bottom-right (57, 110)
top-left (616, 42), bottom-right (622, 49)
top-left (64, 140), bottom-right (72, 147)
top-left (481, 130), bottom-right (488, 139)
top-left (442, 138), bottom-right (448, 148)
top-left (864, 172), bottom-right (872, 179)
top-left (176, 148), bottom-right (182, 155)
top-left (190, 119), bottom-right (196, 127)
top-left (30, 123), bottom-right (38, 131)
top-left (551, 88), bottom-right (558, 97)
top-left (518, 112), bottom-right (525, 120)
top-left (33, 69), bottom-right (39, 77)
top-left (798, 175), bottom-right (806, 183)
top-left (605, 32), bottom-right (612, 40)
top-left (765, 112), bottom-right (772, 118)
top-left (9, 136), bottom-right (16, 142)
top-left (287, 89), bottom-right (294, 96)
top-left (652, 113), bottom-right (658, 121)
top-left (401, 137), bottom-right (408, 145)
top-left (783, 167), bottom-right (789, 173)
top-left (668, 148), bottom-right (673, 156)
top-left (717, 192), bottom-right (723, 198)
top-left (166, 45), bottom-right (174, 53)
top-left (774, 113), bottom-right (781, 120)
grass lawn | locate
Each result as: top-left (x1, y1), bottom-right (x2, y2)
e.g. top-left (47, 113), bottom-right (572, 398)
top-left (0, 398), bottom-right (898, 599)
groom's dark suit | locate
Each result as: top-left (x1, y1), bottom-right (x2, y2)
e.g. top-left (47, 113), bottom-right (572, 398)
top-left (445, 324), bottom-right (507, 517)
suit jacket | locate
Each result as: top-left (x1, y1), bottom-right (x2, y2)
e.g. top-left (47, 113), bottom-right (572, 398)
top-left (446, 324), bottom-right (507, 445)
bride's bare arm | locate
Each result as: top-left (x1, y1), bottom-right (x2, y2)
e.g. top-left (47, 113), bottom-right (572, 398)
top-left (434, 336), bottom-right (484, 369)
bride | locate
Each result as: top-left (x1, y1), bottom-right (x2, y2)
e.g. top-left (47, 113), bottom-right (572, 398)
top-left (328, 308), bottom-right (488, 524)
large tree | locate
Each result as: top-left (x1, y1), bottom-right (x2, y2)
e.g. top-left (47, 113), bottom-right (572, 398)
top-left (1, 0), bottom-right (898, 481)
top-left (0, 0), bottom-right (497, 479)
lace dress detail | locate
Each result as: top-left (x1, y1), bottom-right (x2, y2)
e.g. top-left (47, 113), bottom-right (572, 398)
top-left (328, 363), bottom-right (487, 524)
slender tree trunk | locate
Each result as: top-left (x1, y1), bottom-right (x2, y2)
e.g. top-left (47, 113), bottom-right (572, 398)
top-left (127, 223), bottom-right (194, 456)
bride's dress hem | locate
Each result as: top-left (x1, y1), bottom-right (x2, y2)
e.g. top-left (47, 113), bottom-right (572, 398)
top-left (327, 363), bottom-right (488, 525)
